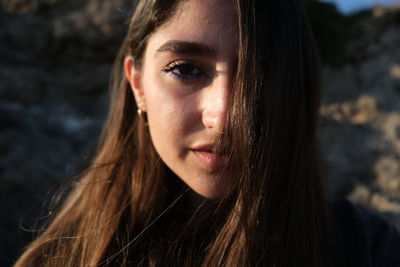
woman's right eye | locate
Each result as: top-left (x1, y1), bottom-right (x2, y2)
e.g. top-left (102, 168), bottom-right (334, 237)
top-left (162, 61), bottom-right (210, 81)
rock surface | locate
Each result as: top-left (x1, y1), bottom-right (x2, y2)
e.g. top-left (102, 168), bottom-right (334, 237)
top-left (319, 6), bottom-right (400, 225)
top-left (1, 1), bottom-right (400, 266)
top-left (0, 1), bottom-right (131, 265)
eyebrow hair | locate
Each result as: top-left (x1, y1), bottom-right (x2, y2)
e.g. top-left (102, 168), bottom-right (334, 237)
top-left (156, 40), bottom-right (216, 57)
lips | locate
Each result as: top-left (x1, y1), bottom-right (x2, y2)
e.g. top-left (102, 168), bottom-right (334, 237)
top-left (191, 144), bottom-right (229, 169)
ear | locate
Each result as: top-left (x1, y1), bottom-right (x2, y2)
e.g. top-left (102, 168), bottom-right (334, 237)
top-left (124, 56), bottom-right (146, 111)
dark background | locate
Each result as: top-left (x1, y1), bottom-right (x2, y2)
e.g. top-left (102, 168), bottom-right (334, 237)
top-left (1, 0), bottom-right (400, 265)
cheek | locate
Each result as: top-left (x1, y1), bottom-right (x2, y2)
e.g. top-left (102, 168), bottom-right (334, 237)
top-left (142, 72), bottom-right (198, 152)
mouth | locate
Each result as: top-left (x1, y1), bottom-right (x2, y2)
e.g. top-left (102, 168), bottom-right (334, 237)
top-left (190, 144), bottom-right (230, 170)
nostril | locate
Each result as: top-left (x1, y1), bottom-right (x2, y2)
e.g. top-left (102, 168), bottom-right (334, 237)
top-left (202, 111), bottom-right (225, 130)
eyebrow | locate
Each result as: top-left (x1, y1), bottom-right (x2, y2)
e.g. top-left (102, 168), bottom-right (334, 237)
top-left (156, 40), bottom-right (216, 57)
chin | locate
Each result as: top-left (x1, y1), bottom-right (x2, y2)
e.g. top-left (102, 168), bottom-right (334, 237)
top-left (171, 166), bottom-right (234, 200)
top-left (190, 181), bottom-right (232, 200)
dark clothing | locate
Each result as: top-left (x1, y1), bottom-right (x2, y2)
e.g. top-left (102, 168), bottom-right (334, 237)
top-left (332, 199), bottom-right (400, 267)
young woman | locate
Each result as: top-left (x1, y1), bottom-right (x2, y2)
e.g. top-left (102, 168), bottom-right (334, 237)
top-left (15, 0), bottom-right (400, 266)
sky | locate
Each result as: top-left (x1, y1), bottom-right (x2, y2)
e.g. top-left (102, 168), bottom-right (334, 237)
top-left (320, 0), bottom-right (400, 14)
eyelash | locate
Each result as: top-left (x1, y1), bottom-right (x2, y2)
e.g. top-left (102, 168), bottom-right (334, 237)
top-left (162, 60), bottom-right (210, 80)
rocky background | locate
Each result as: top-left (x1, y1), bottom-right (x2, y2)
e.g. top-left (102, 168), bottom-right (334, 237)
top-left (319, 5), bottom-right (400, 222)
top-left (0, 0), bottom-right (399, 266)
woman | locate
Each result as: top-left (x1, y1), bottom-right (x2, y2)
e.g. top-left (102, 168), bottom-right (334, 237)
top-left (15, 0), bottom-right (400, 266)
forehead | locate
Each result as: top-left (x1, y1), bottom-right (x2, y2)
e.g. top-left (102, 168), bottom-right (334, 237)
top-left (146, 0), bottom-right (238, 59)
top-left (167, 0), bottom-right (237, 34)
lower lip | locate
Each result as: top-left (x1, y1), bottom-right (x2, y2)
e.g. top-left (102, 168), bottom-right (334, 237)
top-left (192, 150), bottom-right (229, 170)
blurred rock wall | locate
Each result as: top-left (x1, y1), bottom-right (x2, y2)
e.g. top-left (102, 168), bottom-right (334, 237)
top-left (320, 6), bottom-right (400, 225)
top-left (0, 1), bottom-right (132, 265)
top-left (1, 1), bottom-right (400, 266)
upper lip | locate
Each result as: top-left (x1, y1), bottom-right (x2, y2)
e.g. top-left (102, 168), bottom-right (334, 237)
top-left (191, 143), bottom-right (230, 156)
top-left (191, 143), bottom-right (215, 152)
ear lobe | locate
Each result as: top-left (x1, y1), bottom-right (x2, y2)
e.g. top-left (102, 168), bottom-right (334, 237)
top-left (124, 56), bottom-right (146, 111)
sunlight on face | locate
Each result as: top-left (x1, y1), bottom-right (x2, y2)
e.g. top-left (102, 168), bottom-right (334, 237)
top-left (126, 0), bottom-right (238, 199)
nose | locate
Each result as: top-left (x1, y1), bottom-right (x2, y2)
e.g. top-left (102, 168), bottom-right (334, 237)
top-left (201, 74), bottom-right (230, 133)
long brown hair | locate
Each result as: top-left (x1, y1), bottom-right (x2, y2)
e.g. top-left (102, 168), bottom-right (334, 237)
top-left (15, 0), bottom-right (336, 266)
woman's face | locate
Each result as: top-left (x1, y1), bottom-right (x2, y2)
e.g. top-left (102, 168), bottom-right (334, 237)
top-left (125, 0), bottom-right (238, 199)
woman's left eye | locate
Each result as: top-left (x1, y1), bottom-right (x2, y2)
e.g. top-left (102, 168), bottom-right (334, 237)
top-left (162, 61), bottom-right (209, 80)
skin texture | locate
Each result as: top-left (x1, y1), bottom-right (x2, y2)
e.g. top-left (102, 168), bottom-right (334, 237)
top-left (125, 0), bottom-right (238, 199)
